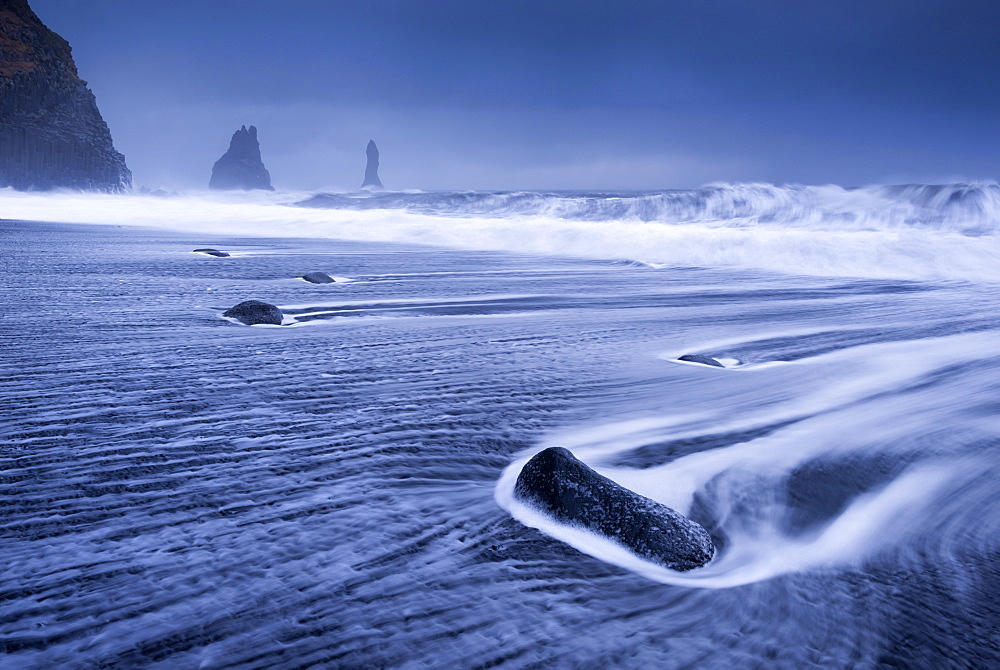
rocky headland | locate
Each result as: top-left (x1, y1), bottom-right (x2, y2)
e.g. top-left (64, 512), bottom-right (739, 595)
top-left (0, 0), bottom-right (131, 191)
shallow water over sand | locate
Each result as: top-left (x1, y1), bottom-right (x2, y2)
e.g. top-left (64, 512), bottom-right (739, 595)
top-left (2, 220), bottom-right (1000, 668)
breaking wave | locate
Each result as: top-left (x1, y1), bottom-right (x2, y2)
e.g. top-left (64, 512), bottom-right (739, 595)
top-left (3, 181), bottom-right (1000, 282)
top-left (299, 181), bottom-right (1000, 235)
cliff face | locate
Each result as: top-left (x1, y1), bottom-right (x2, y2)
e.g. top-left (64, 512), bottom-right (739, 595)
top-left (0, 0), bottom-right (131, 191)
top-left (209, 125), bottom-right (274, 191)
top-left (361, 139), bottom-right (383, 191)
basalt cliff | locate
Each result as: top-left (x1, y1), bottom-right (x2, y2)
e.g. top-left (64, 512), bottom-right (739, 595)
top-left (0, 0), bottom-right (131, 191)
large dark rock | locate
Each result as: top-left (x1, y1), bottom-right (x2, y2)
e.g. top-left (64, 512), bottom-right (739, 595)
top-left (301, 272), bottom-right (335, 284)
top-left (0, 0), bottom-right (131, 191)
top-left (678, 354), bottom-right (724, 368)
top-left (514, 447), bottom-right (715, 571)
top-left (361, 139), bottom-right (383, 191)
top-left (223, 300), bottom-right (282, 325)
top-left (209, 125), bottom-right (273, 191)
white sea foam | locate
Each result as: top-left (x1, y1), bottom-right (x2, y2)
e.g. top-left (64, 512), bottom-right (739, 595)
top-left (495, 330), bottom-right (1000, 587)
top-left (6, 210), bottom-right (999, 664)
top-left (496, 463), bottom-right (955, 588)
top-left (4, 183), bottom-right (1000, 282)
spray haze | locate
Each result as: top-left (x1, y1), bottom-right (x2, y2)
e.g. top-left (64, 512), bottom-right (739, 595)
top-left (4, 182), bottom-right (1000, 281)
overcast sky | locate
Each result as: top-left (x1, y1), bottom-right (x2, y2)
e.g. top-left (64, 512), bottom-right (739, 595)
top-left (30, 0), bottom-right (1000, 191)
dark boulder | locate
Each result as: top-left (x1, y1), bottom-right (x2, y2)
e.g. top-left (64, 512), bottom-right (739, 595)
top-left (678, 354), bottom-right (724, 368)
top-left (0, 0), bottom-right (131, 191)
top-left (193, 248), bottom-right (230, 257)
top-left (223, 300), bottom-right (282, 326)
top-left (361, 139), bottom-right (383, 191)
top-left (301, 272), bottom-right (335, 284)
top-left (514, 447), bottom-right (715, 571)
top-left (209, 125), bottom-right (274, 191)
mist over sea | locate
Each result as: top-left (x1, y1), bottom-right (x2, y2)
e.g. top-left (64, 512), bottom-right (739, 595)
top-left (5, 181), bottom-right (1000, 281)
top-left (3, 183), bottom-right (1000, 667)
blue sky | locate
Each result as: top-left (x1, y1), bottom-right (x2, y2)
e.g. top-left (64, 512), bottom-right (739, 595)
top-left (31, 0), bottom-right (1000, 190)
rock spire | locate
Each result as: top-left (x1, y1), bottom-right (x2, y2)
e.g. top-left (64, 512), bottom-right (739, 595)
top-left (209, 125), bottom-right (274, 191)
top-left (361, 139), bottom-right (383, 191)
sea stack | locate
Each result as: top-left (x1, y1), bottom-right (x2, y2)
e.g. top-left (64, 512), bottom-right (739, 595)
top-left (0, 0), bottom-right (131, 191)
top-left (514, 447), bottom-right (715, 571)
top-left (209, 125), bottom-right (274, 191)
top-left (361, 139), bottom-right (383, 191)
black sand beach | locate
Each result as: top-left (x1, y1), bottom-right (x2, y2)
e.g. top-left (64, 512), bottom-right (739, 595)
top-left (3, 219), bottom-right (1000, 667)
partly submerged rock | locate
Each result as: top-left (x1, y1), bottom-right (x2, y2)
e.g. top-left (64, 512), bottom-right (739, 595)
top-left (514, 447), bottom-right (714, 571)
top-left (223, 300), bottom-right (282, 326)
top-left (139, 186), bottom-right (172, 197)
top-left (678, 354), bottom-right (724, 368)
top-left (361, 139), bottom-right (383, 191)
top-left (209, 125), bottom-right (274, 191)
top-left (193, 248), bottom-right (230, 257)
top-left (301, 272), bottom-right (335, 284)
top-left (0, 0), bottom-right (131, 191)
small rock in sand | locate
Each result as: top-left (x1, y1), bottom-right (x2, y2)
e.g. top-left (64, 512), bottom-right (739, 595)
top-left (301, 272), bottom-right (336, 284)
top-left (194, 248), bottom-right (230, 257)
top-left (223, 300), bottom-right (283, 326)
top-left (678, 354), bottom-right (724, 368)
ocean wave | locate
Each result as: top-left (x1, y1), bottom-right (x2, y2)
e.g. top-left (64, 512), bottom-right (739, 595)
top-left (298, 182), bottom-right (1000, 235)
top-left (4, 183), bottom-right (1000, 282)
